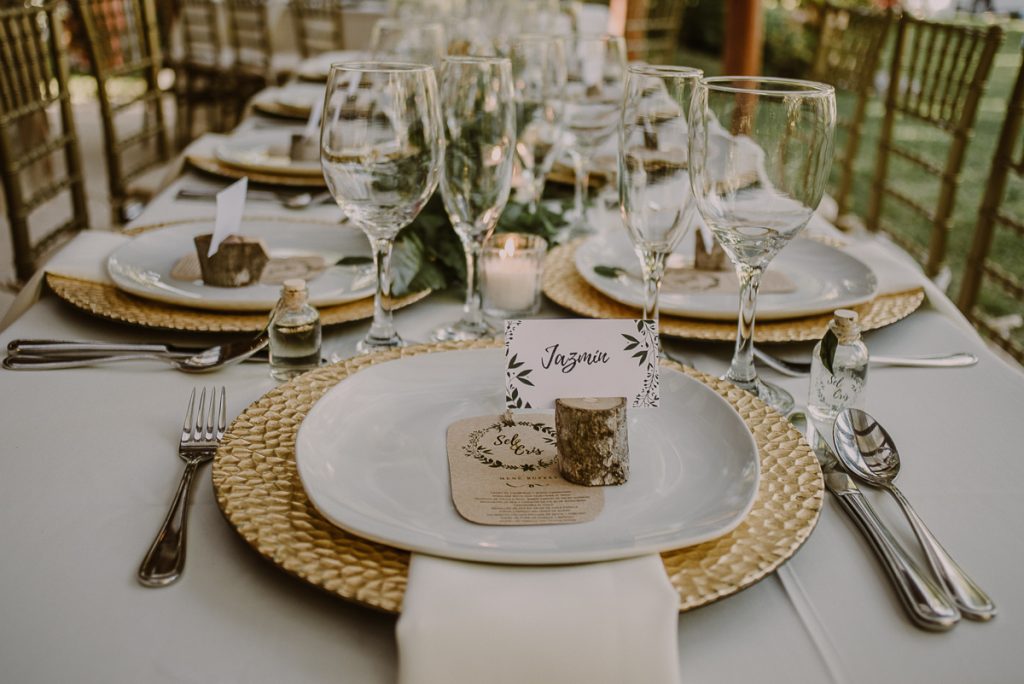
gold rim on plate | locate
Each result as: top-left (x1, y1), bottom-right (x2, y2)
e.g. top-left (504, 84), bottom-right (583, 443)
top-left (186, 155), bottom-right (328, 188)
top-left (543, 240), bottom-right (925, 343)
top-left (211, 339), bottom-right (824, 614)
top-left (47, 217), bottom-right (430, 333)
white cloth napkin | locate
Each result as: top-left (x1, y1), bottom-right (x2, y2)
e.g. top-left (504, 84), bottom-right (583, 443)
top-left (0, 231), bottom-right (129, 331)
top-left (396, 553), bottom-right (681, 684)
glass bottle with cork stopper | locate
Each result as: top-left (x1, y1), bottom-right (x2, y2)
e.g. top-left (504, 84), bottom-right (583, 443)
top-left (807, 309), bottom-right (868, 431)
top-left (269, 279), bottom-right (321, 381)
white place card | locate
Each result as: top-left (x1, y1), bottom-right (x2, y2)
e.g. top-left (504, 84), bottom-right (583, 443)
top-left (209, 177), bottom-right (248, 256)
top-left (504, 319), bottom-right (660, 409)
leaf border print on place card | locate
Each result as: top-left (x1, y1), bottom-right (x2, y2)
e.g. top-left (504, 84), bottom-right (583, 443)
top-left (504, 319), bottom-right (661, 409)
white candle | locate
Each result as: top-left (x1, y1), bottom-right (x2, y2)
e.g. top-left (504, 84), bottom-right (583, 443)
top-left (482, 235), bottom-right (544, 315)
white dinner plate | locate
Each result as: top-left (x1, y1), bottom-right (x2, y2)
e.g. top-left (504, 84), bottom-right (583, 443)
top-left (272, 82), bottom-right (325, 115)
top-left (107, 220), bottom-right (375, 311)
top-left (295, 348), bottom-right (760, 564)
top-left (215, 130), bottom-right (323, 177)
top-left (576, 231), bottom-right (878, 321)
top-left (297, 50), bottom-right (369, 81)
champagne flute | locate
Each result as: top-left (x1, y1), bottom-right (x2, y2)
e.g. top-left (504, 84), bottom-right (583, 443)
top-left (619, 65), bottom-right (702, 348)
top-left (688, 77), bottom-right (836, 413)
top-left (508, 34), bottom-right (567, 214)
top-left (320, 62), bottom-right (442, 354)
top-left (433, 56), bottom-right (517, 341)
top-left (564, 34), bottom-right (626, 237)
top-left (371, 19), bottom-right (447, 70)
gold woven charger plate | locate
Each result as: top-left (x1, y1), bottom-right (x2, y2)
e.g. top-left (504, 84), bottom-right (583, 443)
top-left (186, 155), bottom-right (328, 188)
top-left (251, 100), bottom-right (309, 120)
top-left (544, 240), bottom-right (926, 343)
top-left (211, 339), bottom-right (824, 614)
top-left (47, 217), bottom-right (429, 333)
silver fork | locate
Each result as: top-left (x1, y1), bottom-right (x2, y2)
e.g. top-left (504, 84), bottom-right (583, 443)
top-left (138, 387), bottom-right (227, 587)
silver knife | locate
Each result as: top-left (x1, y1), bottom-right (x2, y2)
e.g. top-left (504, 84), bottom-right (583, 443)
top-left (799, 416), bottom-right (960, 631)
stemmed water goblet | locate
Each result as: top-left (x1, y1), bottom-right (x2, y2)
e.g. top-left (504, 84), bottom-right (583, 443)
top-left (507, 34), bottom-right (567, 214)
top-left (320, 62), bottom-right (442, 354)
top-left (688, 77), bottom-right (836, 413)
top-left (370, 19), bottom-right (447, 70)
top-left (432, 56), bottom-right (517, 341)
top-left (618, 65), bottom-right (702, 350)
top-left (564, 34), bottom-right (626, 237)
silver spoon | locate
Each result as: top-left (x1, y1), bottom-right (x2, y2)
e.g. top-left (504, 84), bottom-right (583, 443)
top-left (283, 190), bottom-right (335, 210)
top-left (833, 408), bottom-right (996, 620)
top-left (754, 347), bottom-right (978, 377)
top-left (3, 332), bottom-right (269, 372)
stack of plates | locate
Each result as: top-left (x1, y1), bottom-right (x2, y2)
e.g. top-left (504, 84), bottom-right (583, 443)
top-left (543, 231), bottom-right (925, 342)
top-left (47, 217), bottom-right (430, 332)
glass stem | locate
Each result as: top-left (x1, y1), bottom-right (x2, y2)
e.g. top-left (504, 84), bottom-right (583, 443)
top-left (572, 150), bottom-right (587, 222)
top-left (640, 249), bottom-right (667, 353)
top-left (366, 236), bottom-right (397, 343)
top-left (460, 231), bottom-right (484, 328)
top-left (727, 264), bottom-right (763, 384)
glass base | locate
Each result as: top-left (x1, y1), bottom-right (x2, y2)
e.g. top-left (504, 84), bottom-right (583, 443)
top-left (557, 216), bottom-right (595, 244)
top-left (721, 372), bottom-right (795, 415)
top-left (355, 332), bottom-right (407, 356)
top-left (431, 317), bottom-right (496, 342)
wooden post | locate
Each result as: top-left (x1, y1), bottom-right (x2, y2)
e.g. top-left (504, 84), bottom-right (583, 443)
top-left (723, 0), bottom-right (764, 76)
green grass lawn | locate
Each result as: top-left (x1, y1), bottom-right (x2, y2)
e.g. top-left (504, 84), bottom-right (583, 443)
top-left (680, 26), bottom-right (1024, 355)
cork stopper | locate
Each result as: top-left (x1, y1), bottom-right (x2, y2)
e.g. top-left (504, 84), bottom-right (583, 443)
top-left (280, 279), bottom-right (308, 309)
top-left (830, 309), bottom-right (860, 344)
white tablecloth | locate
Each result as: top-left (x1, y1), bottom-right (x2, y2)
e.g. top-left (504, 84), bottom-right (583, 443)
top-left (2, 100), bottom-right (1024, 684)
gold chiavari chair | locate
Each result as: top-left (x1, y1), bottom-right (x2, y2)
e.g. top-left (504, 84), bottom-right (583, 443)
top-left (623, 0), bottom-right (686, 65)
top-left (290, 0), bottom-right (345, 58)
top-left (866, 15), bottom-right (1001, 280)
top-left (808, 2), bottom-right (894, 225)
top-left (958, 50), bottom-right (1024, 365)
top-left (75, 0), bottom-right (172, 223)
top-left (0, 0), bottom-right (89, 283)
top-left (175, 0), bottom-right (233, 146)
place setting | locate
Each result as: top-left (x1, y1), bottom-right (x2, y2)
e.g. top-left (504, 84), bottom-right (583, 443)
top-left (4, 2), bottom-right (1022, 682)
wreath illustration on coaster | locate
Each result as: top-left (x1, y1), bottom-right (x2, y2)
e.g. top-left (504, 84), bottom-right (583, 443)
top-left (463, 419), bottom-right (556, 472)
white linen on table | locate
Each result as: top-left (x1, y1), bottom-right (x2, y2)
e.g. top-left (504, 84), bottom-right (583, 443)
top-left (0, 231), bottom-right (128, 332)
top-left (396, 553), bottom-right (681, 684)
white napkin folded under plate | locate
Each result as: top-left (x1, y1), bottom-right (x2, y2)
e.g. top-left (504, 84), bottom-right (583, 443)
top-left (396, 553), bottom-right (681, 684)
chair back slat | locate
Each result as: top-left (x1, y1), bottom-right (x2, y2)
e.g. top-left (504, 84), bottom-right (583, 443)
top-left (290, 0), bottom-right (345, 58)
top-left (866, 16), bottom-right (1001, 278)
top-left (0, 0), bottom-right (88, 282)
top-left (226, 0), bottom-right (272, 77)
top-left (623, 0), bottom-right (685, 65)
top-left (959, 50), bottom-right (1024, 364)
top-left (75, 0), bottom-right (170, 223)
top-left (809, 3), bottom-right (893, 220)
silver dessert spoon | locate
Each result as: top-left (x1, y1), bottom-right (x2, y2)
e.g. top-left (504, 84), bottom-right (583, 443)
top-left (3, 332), bottom-right (269, 372)
top-left (833, 408), bottom-right (996, 620)
top-left (754, 347), bottom-right (977, 377)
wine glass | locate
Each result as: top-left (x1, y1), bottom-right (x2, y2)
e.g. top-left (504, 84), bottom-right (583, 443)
top-left (320, 62), bottom-right (442, 354)
top-left (564, 33), bottom-right (626, 237)
top-left (688, 77), bottom-right (836, 414)
top-left (370, 19), bottom-right (447, 70)
top-left (433, 56), bottom-right (517, 341)
top-left (508, 34), bottom-right (567, 214)
top-left (619, 65), bottom-right (702, 349)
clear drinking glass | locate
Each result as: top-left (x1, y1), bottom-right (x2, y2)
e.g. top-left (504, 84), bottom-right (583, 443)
top-left (370, 19), bottom-right (447, 70)
top-left (320, 62), bottom-right (442, 354)
top-left (564, 34), bottom-right (626, 237)
top-left (508, 34), bottom-right (567, 213)
top-left (688, 77), bottom-right (836, 413)
top-left (619, 65), bottom-right (703, 347)
top-left (433, 56), bottom-right (517, 341)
